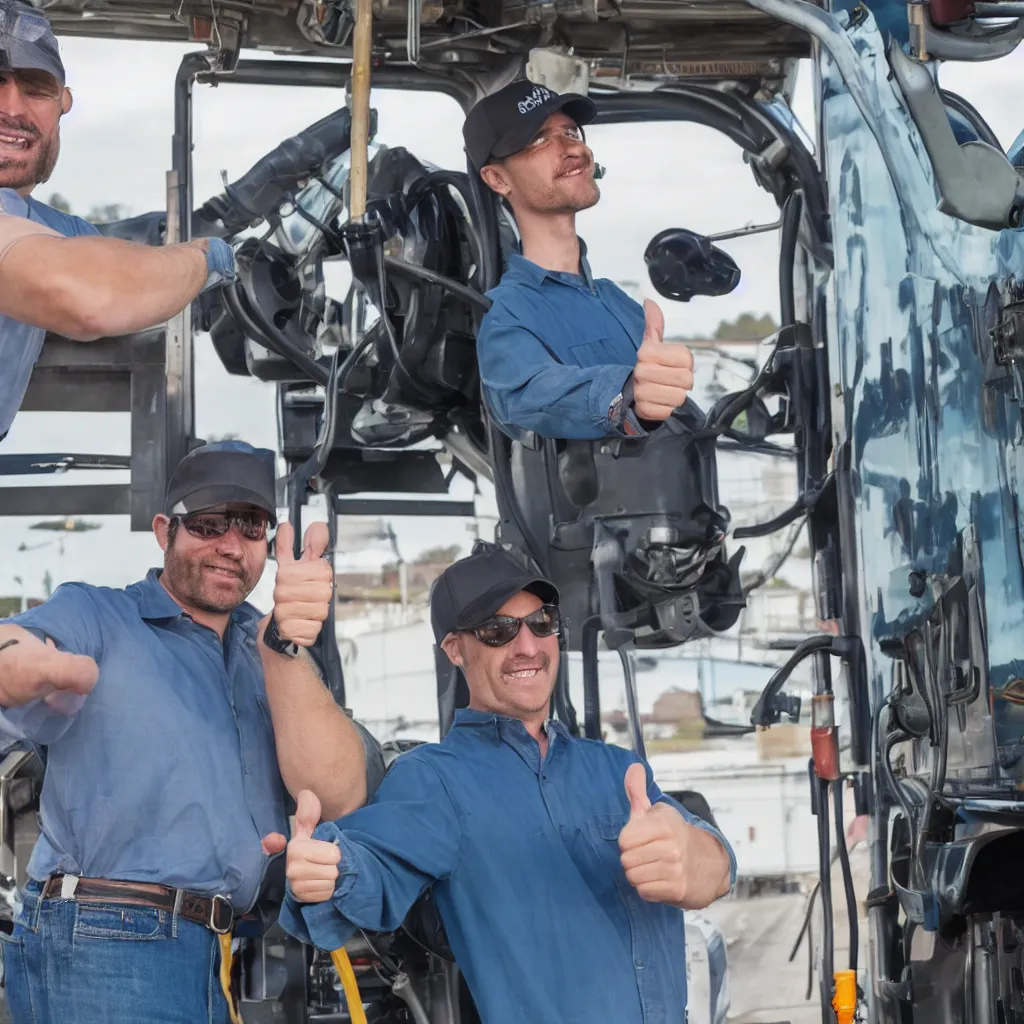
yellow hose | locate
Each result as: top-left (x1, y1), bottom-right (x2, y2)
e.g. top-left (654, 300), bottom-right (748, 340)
top-left (832, 969), bottom-right (857, 1024)
top-left (331, 947), bottom-right (368, 1024)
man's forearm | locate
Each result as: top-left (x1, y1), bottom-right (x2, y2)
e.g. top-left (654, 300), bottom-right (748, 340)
top-left (260, 639), bottom-right (367, 820)
top-left (0, 624), bottom-right (48, 708)
top-left (0, 232), bottom-right (212, 341)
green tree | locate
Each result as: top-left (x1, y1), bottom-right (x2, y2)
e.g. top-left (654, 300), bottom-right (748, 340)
top-left (713, 313), bottom-right (778, 342)
top-left (415, 544), bottom-right (461, 565)
top-left (87, 203), bottom-right (130, 225)
top-left (46, 192), bottom-right (72, 214)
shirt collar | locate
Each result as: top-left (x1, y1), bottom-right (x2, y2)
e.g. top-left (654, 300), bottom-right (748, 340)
top-left (451, 707), bottom-right (573, 743)
top-left (132, 568), bottom-right (263, 633)
top-left (505, 237), bottom-right (593, 289)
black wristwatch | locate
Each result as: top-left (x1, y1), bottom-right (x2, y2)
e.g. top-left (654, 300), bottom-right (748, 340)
top-left (262, 615), bottom-right (300, 658)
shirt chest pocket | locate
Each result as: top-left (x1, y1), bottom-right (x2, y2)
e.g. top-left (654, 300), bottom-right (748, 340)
top-left (580, 812), bottom-right (632, 903)
top-left (566, 338), bottom-right (627, 369)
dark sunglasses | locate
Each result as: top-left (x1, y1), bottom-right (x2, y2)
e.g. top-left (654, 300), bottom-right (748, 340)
top-left (463, 604), bottom-right (561, 647)
top-left (173, 510), bottom-right (270, 542)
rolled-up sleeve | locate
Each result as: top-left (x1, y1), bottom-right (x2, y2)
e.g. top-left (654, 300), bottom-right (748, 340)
top-left (477, 316), bottom-right (632, 440)
top-left (644, 763), bottom-right (737, 890)
top-left (0, 584), bottom-right (104, 745)
top-left (278, 754), bottom-right (464, 951)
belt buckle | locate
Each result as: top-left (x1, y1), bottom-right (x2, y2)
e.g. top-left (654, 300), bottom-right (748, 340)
top-left (208, 893), bottom-right (234, 934)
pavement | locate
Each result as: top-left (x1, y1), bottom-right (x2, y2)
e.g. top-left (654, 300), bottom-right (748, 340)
top-left (702, 842), bottom-right (871, 1024)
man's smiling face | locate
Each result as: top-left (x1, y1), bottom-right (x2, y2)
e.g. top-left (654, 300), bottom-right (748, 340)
top-left (482, 111), bottom-right (600, 217)
top-left (443, 590), bottom-right (561, 722)
top-left (0, 68), bottom-right (70, 194)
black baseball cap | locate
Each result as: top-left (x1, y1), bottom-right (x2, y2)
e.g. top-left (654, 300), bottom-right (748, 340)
top-left (431, 545), bottom-right (559, 645)
top-left (164, 441), bottom-right (278, 525)
top-left (0, 1), bottom-right (65, 88)
top-left (463, 79), bottom-right (597, 171)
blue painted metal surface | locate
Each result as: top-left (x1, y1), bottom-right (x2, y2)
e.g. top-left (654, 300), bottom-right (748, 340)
top-left (807, 10), bottom-right (1024, 787)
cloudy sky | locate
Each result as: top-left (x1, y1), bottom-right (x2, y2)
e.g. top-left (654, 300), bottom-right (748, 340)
top-left (1, 36), bottom-right (1023, 605)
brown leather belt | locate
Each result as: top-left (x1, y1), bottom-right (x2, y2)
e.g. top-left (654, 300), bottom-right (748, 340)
top-left (40, 874), bottom-right (235, 934)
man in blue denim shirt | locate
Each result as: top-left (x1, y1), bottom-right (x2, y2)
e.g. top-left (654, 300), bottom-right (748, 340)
top-left (270, 545), bottom-right (735, 1024)
top-left (0, 441), bottom-right (377, 1024)
top-left (464, 80), bottom-right (697, 440)
top-left (0, 1), bottom-right (236, 443)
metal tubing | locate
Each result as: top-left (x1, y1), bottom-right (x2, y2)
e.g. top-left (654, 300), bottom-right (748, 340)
top-left (349, 0), bottom-right (374, 219)
top-left (816, 776), bottom-right (836, 1023)
top-left (582, 617), bottom-right (602, 740)
top-left (832, 781), bottom-right (859, 974)
top-left (618, 644), bottom-right (647, 761)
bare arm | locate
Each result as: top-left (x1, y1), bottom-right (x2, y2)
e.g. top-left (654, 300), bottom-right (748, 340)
top-left (260, 634), bottom-right (368, 821)
top-left (0, 214), bottom-right (215, 341)
top-left (0, 623), bottom-right (98, 709)
top-left (258, 520), bottom-right (368, 820)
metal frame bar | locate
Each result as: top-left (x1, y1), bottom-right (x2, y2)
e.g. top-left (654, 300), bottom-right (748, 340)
top-left (332, 498), bottom-right (475, 517)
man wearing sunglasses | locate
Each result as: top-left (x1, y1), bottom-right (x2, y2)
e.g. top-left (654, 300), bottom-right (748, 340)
top-left (0, 440), bottom-right (377, 1024)
top-left (0, 0), bottom-right (237, 446)
top-left (271, 544), bottom-right (735, 1024)
top-left (465, 80), bottom-right (697, 441)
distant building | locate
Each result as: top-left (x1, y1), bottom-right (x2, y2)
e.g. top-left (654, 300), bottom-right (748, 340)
top-left (651, 688), bottom-right (703, 724)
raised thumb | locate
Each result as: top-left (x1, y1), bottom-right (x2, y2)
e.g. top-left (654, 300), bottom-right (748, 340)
top-left (294, 789), bottom-right (322, 840)
top-left (261, 832), bottom-right (287, 856)
top-left (642, 299), bottom-right (665, 344)
top-left (624, 762), bottom-right (652, 819)
top-left (275, 521), bottom-right (296, 564)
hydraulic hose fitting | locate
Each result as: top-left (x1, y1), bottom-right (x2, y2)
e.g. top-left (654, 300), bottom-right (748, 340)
top-left (811, 692), bottom-right (840, 780)
top-left (832, 968), bottom-right (857, 1024)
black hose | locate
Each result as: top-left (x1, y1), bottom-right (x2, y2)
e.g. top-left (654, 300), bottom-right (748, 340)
top-left (816, 776), bottom-right (835, 1023)
top-left (553, 632), bottom-right (579, 736)
top-left (750, 634), bottom-right (833, 728)
top-left (222, 280), bottom-right (329, 386)
top-left (383, 256), bottom-right (493, 313)
top-left (882, 728), bottom-right (918, 864)
top-left (201, 107), bottom-right (353, 232)
top-left (372, 237), bottom-right (440, 408)
top-left (582, 617), bottom-right (602, 741)
top-left (832, 780), bottom-right (859, 974)
top-left (779, 190), bottom-right (804, 328)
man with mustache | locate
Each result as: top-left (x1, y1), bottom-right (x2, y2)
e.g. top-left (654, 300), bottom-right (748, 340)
top-left (269, 545), bottom-right (736, 1024)
top-left (465, 80), bottom-right (697, 440)
top-left (0, 0), bottom-right (236, 444)
top-left (0, 440), bottom-right (378, 1024)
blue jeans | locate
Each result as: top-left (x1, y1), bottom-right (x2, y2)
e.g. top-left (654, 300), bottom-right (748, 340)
top-left (1, 884), bottom-right (232, 1023)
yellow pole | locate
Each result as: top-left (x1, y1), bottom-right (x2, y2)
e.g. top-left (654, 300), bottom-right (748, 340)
top-left (348, 0), bottom-right (373, 220)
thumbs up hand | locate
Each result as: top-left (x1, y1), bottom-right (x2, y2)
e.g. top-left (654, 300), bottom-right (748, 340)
top-left (633, 299), bottom-right (695, 423)
top-left (268, 520), bottom-right (334, 647)
top-left (618, 762), bottom-right (694, 906)
top-left (269, 789), bottom-right (343, 904)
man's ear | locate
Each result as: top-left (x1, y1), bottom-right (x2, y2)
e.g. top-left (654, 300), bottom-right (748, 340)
top-left (152, 514), bottom-right (171, 552)
top-left (440, 634), bottom-right (463, 668)
top-left (479, 163), bottom-right (510, 197)
top-left (60, 88), bottom-right (73, 116)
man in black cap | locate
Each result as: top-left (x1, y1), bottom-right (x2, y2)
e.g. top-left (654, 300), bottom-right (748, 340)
top-left (0, 440), bottom-right (377, 1024)
top-left (464, 79), bottom-right (697, 441)
top-left (0, 0), bottom-right (236, 445)
top-left (270, 543), bottom-right (736, 1024)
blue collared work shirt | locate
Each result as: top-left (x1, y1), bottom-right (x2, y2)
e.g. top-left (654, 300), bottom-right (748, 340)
top-left (476, 243), bottom-right (647, 441)
top-left (280, 708), bottom-right (736, 1024)
top-left (0, 189), bottom-right (99, 440)
top-left (0, 570), bottom-right (287, 912)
